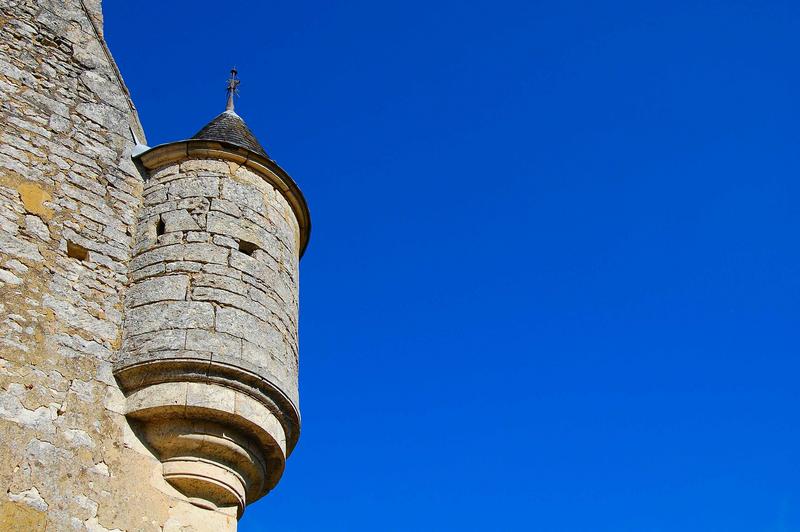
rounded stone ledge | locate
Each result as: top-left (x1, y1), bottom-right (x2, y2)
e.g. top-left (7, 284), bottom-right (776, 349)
top-left (163, 457), bottom-right (246, 513)
top-left (125, 382), bottom-right (287, 449)
top-left (126, 381), bottom-right (287, 516)
top-left (135, 139), bottom-right (311, 257)
top-left (113, 354), bottom-right (213, 389)
top-left (114, 356), bottom-right (300, 452)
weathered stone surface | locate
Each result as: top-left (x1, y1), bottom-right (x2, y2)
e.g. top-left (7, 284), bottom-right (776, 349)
top-left (129, 261), bottom-right (165, 282)
top-left (125, 275), bottom-right (188, 308)
top-left (180, 159), bottom-right (230, 174)
top-left (125, 301), bottom-right (215, 335)
top-left (165, 260), bottom-right (203, 273)
top-left (167, 176), bottom-right (219, 199)
top-left (242, 341), bottom-right (297, 405)
top-left (193, 273), bottom-right (249, 295)
top-left (221, 179), bottom-right (268, 214)
top-left (0, 231), bottom-right (44, 262)
top-left (211, 198), bottom-right (242, 218)
top-left (0, 1), bottom-right (247, 529)
top-left (207, 210), bottom-right (270, 247)
top-left (0, 269), bottom-right (23, 286)
top-left (213, 234), bottom-right (239, 249)
top-left (122, 329), bottom-right (187, 356)
top-left (129, 243), bottom-right (183, 271)
top-left (161, 208), bottom-right (200, 233)
top-left (156, 231), bottom-right (183, 246)
top-left (1, 2), bottom-right (305, 528)
top-left (216, 306), bottom-right (285, 353)
top-left (0, 500), bottom-right (47, 531)
top-left (185, 242), bottom-right (230, 264)
top-left (185, 329), bottom-right (241, 359)
top-left (229, 249), bottom-right (275, 281)
top-left (186, 230), bottom-right (209, 242)
top-left (24, 215), bottom-right (50, 241)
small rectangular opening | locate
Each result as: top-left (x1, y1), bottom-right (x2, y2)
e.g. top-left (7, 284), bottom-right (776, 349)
top-left (67, 241), bottom-right (89, 262)
top-left (156, 216), bottom-right (166, 236)
top-left (238, 240), bottom-right (258, 256)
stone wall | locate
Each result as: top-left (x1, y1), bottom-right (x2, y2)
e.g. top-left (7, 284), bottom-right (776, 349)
top-left (0, 1), bottom-right (238, 530)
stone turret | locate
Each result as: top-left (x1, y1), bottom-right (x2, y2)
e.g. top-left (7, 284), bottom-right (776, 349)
top-left (114, 74), bottom-right (310, 516)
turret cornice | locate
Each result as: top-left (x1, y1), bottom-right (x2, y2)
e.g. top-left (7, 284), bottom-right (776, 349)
top-left (135, 139), bottom-right (311, 258)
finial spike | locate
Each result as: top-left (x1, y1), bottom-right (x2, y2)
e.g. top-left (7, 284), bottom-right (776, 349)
top-left (225, 67), bottom-right (240, 112)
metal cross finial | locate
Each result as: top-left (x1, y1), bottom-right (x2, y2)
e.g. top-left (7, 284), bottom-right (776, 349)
top-left (226, 67), bottom-right (240, 112)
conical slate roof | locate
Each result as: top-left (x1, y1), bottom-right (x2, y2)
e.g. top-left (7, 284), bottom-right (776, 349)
top-left (191, 110), bottom-right (269, 158)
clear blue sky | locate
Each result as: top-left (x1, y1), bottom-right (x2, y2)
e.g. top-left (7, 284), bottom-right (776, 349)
top-left (106, 1), bottom-right (800, 530)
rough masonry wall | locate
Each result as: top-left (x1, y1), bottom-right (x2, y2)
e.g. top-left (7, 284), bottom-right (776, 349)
top-left (121, 157), bottom-right (301, 406)
top-left (0, 1), bottom-right (236, 530)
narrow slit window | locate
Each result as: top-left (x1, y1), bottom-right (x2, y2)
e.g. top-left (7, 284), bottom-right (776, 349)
top-left (156, 216), bottom-right (166, 236)
top-left (66, 241), bottom-right (89, 262)
top-left (238, 240), bottom-right (258, 256)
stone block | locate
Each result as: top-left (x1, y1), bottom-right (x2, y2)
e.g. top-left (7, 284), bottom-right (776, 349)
top-left (210, 198), bottom-right (241, 218)
top-left (150, 163), bottom-right (179, 181)
top-left (126, 275), bottom-right (188, 308)
top-left (220, 179), bottom-right (266, 214)
top-left (168, 176), bottom-right (219, 199)
top-left (157, 232), bottom-right (183, 246)
top-left (212, 234), bottom-right (238, 249)
top-left (186, 231), bottom-right (209, 243)
top-left (161, 209), bottom-right (200, 232)
top-left (207, 210), bottom-right (271, 249)
top-left (234, 392), bottom-right (287, 453)
top-left (242, 208), bottom-right (274, 233)
top-left (216, 306), bottom-right (263, 345)
top-left (80, 70), bottom-right (128, 111)
top-left (0, 269), bottom-right (23, 285)
top-left (247, 285), bottom-right (285, 317)
top-left (0, 231), bottom-right (43, 262)
top-left (183, 243), bottom-right (229, 265)
top-left (185, 329), bottom-right (241, 359)
top-left (180, 159), bottom-right (230, 174)
top-left (205, 210), bottom-right (240, 237)
top-left (125, 301), bottom-right (215, 335)
top-left (144, 187), bottom-right (168, 206)
top-left (165, 261), bottom-right (203, 273)
top-left (192, 287), bottom-right (266, 319)
top-left (0, 501), bottom-right (46, 531)
top-left (77, 102), bottom-right (126, 131)
top-left (217, 307), bottom-right (287, 357)
top-left (186, 383), bottom-right (235, 413)
top-left (127, 382), bottom-right (188, 414)
top-left (202, 263), bottom-right (242, 278)
top-left (234, 166), bottom-right (272, 197)
top-left (129, 244), bottom-right (183, 271)
top-left (24, 215), bottom-right (50, 240)
top-left (229, 250), bottom-right (274, 283)
top-left (192, 273), bottom-right (247, 294)
top-left (177, 196), bottom-right (210, 215)
top-left (241, 341), bottom-right (297, 405)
